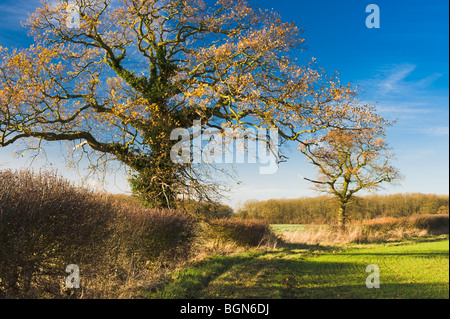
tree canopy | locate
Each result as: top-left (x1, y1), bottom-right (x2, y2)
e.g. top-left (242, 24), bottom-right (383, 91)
top-left (299, 127), bottom-right (401, 230)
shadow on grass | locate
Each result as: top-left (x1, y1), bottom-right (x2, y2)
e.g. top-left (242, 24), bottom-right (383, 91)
top-left (199, 256), bottom-right (449, 299)
top-left (142, 236), bottom-right (449, 299)
top-left (143, 252), bottom-right (368, 299)
top-left (141, 252), bottom-right (267, 299)
top-left (276, 241), bottom-right (342, 252)
top-left (288, 282), bottom-right (450, 299)
top-left (199, 258), bottom-right (365, 299)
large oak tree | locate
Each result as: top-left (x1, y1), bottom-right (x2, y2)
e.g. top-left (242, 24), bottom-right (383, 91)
top-left (1, 0), bottom-right (384, 208)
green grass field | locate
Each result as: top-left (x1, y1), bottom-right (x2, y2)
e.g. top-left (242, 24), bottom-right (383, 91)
top-left (270, 224), bottom-right (306, 235)
top-left (144, 235), bottom-right (449, 299)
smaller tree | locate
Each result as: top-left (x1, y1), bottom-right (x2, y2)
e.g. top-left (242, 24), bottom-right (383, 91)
top-left (299, 127), bottom-right (401, 231)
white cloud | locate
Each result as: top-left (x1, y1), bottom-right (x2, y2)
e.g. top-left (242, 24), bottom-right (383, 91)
top-left (377, 64), bottom-right (416, 94)
top-left (375, 102), bottom-right (433, 115)
top-left (360, 64), bottom-right (442, 97)
top-left (424, 126), bottom-right (449, 136)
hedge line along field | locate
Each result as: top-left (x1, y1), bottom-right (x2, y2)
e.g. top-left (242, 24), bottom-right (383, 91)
top-left (235, 194), bottom-right (449, 224)
top-left (145, 236), bottom-right (449, 299)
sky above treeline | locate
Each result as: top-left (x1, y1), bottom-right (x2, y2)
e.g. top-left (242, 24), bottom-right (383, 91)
top-left (0, 0), bottom-right (448, 209)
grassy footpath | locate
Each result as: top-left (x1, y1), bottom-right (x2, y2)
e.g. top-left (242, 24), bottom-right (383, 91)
top-left (143, 235), bottom-right (449, 299)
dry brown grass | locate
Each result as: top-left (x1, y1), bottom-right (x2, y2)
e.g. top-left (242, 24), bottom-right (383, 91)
top-left (280, 214), bottom-right (449, 245)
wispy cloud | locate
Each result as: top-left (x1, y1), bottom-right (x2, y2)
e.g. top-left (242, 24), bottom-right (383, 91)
top-left (377, 64), bottom-right (416, 94)
top-left (0, 0), bottom-right (41, 28)
top-left (375, 102), bottom-right (434, 116)
top-left (360, 64), bottom-right (443, 97)
top-left (423, 126), bottom-right (449, 137)
top-left (357, 63), bottom-right (448, 128)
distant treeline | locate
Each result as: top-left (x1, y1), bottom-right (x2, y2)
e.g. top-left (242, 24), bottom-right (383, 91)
top-left (234, 193), bottom-right (449, 224)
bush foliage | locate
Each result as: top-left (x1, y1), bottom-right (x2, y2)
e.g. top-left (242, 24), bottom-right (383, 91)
top-left (208, 218), bottom-right (272, 247)
top-left (0, 169), bottom-right (197, 298)
top-left (180, 200), bottom-right (234, 221)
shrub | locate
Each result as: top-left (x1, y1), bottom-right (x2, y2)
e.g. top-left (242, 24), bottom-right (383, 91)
top-left (360, 214), bottom-right (449, 236)
top-left (437, 205), bottom-right (449, 215)
top-left (0, 169), bottom-right (114, 297)
top-left (114, 204), bottom-right (198, 263)
top-left (179, 200), bottom-right (234, 221)
top-left (0, 169), bottom-right (198, 298)
top-left (208, 218), bottom-right (272, 247)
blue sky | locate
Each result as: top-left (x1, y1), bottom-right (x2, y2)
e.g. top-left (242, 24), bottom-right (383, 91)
top-left (0, 0), bottom-right (448, 209)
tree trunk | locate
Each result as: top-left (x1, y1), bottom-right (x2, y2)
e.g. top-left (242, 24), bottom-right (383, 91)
top-left (338, 203), bottom-right (347, 233)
